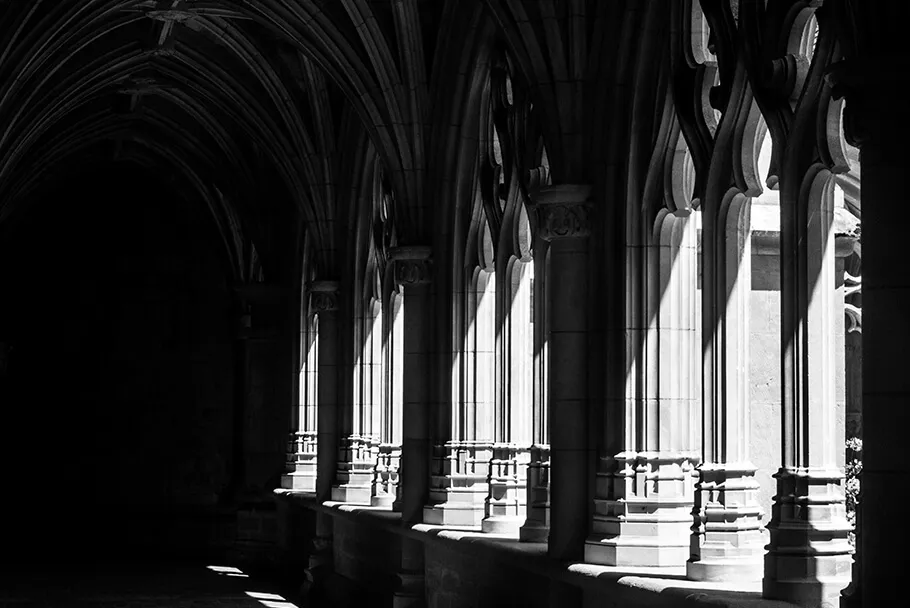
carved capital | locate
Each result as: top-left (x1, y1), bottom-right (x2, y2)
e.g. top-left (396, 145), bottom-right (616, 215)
top-left (308, 280), bottom-right (339, 313)
top-left (529, 184), bottom-right (593, 241)
top-left (389, 246), bottom-right (432, 286)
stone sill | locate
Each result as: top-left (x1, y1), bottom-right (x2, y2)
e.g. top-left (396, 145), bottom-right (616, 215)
top-left (274, 489), bottom-right (800, 608)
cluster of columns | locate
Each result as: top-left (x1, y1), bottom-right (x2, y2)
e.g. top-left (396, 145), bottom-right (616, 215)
top-left (281, 176), bottom-right (870, 607)
top-left (267, 9), bottom-right (910, 607)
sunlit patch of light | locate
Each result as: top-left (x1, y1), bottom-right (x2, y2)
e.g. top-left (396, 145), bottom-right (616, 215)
top-left (245, 590), bottom-right (300, 608)
top-left (206, 565), bottom-right (250, 578)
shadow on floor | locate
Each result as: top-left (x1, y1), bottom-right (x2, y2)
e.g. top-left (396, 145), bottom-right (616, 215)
top-left (0, 558), bottom-right (330, 608)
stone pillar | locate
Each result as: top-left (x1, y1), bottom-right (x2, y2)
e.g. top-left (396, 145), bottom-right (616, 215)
top-left (483, 257), bottom-right (535, 535)
top-left (587, 209), bottom-right (701, 569)
top-left (425, 262), bottom-right (493, 528)
top-left (689, 198), bottom-right (765, 581)
top-left (390, 247), bottom-right (433, 527)
top-left (281, 314), bottom-right (319, 492)
top-left (390, 247), bottom-right (432, 607)
top-left (369, 296), bottom-right (399, 508)
top-left (831, 47), bottom-right (910, 607)
top-left (519, 241), bottom-right (551, 542)
top-left (229, 285), bottom-right (294, 501)
top-left (332, 295), bottom-right (375, 504)
top-left (531, 184), bottom-right (592, 561)
top-left (310, 281), bottom-right (341, 502)
top-left (228, 304), bottom-right (251, 500)
top-left (762, 170), bottom-right (852, 605)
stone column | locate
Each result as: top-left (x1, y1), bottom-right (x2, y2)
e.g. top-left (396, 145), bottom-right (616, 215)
top-left (762, 169), bottom-right (852, 605)
top-left (229, 286), bottom-right (294, 501)
top-left (832, 48), bottom-right (910, 608)
top-left (519, 240), bottom-right (551, 542)
top-left (483, 258), bottom-right (534, 535)
top-left (389, 247), bottom-right (432, 608)
top-left (371, 291), bottom-right (401, 508)
top-left (378, 246), bottom-right (432, 525)
top-left (311, 281), bottom-right (341, 502)
top-left (587, 210), bottom-right (700, 568)
top-left (281, 314), bottom-right (319, 492)
top-left (531, 184), bottom-right (592, 561)
top-left (228, 303), bottom-right (251, 500)
top-left (688, 198), bottom-right (765, 581)
top-left (425, 263), bottom-right (494, 528)
top-left (331, 295), bottom-right (375, 504)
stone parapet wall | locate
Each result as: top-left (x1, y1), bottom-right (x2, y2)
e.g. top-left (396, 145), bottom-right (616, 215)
top-left (276, 492), bottom-right (803, 608)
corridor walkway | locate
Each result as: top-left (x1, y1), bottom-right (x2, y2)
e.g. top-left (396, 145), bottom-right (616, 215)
top-left (0, 559), bottom-right (326, 608)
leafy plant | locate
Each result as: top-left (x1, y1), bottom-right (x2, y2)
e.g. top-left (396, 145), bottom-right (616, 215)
top-left (845, 437), bottom-right (862, 547)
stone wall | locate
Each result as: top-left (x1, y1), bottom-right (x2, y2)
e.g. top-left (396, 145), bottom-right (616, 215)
top-left (276, 500), bottom-right (805, 608)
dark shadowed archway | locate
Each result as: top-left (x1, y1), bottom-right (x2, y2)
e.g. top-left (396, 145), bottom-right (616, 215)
top-left (0, 164), bottom-right (237, 561)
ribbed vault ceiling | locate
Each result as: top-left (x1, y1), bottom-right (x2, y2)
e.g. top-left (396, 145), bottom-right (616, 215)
top-left (0, 0), bottom-right (439, 281)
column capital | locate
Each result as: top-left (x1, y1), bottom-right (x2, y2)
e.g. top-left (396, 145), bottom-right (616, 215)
top-left (827, 56), bottom-right (910, 150)
top-left (389, 246), bottom-right (432, 286)
top-left (308, 280), bottom-right (340, 313)
top-left (529, 184), bottom-right (593, 241)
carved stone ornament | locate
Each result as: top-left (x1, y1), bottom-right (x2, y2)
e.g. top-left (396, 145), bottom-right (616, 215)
top-left (529, 184), bottom-right (593, 241)
top-left (308, 280), bottom-right (340, 313)
top-left (389, 246), bottom-right (432, 286)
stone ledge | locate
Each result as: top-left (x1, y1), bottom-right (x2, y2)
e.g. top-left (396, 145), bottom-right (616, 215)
top-left (274, 489), bottom-right (801, 608)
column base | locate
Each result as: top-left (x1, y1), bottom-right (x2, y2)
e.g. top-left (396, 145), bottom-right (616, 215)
top-left (481, 444), bottom-right (529, 536)
top-left (331, 436), bottom-right (376, 504)
top-left (331, 465), bottom-right (375, 504)
top-left (688, 463), bottom-right (766, 582)
top-left (585, 535), bottom-right (690, 568)
top-left (763, 568), bottom-right (853, 608)
top-left (423, 441), bottom-right (492, 528)
top-left (519, 447), bottom-right (550, 542)
top-left (423, 486), bottom-right (487, 528)
top-left (481, 515), bottom-right (524, 535)
top-left (280, 457), bottom-right (318, 492)
top-left (586, 452), bottom-right (697, 567)
top-left (518, 520), bottom-right (549, 543)
top-left (763, 467), bottom-right (853, 607)
top-left (371, 493), bottom-right (396, 507)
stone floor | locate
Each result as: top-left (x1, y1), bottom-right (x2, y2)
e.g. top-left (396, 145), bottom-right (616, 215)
top-left (0, 559), bottom-right (326, 608)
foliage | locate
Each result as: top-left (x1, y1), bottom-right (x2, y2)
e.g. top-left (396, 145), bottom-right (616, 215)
top-left (845, 437), bottom-right (862, 547)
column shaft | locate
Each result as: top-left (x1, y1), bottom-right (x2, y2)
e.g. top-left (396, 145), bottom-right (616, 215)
top-left (312, 282), bottom-right (341, 502)
top-left (532, 184), bottom-right (592, 561)
top-left (400, 282), bottom-right (431, 524)
top-left (762, 170), bottom-right (852, 606)
top-left (388, 247), bottom-right (433, 526)
top-left (689, 198), bottom-right (764, 581)
top-left (854, 96), bottom-right (909, 608)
